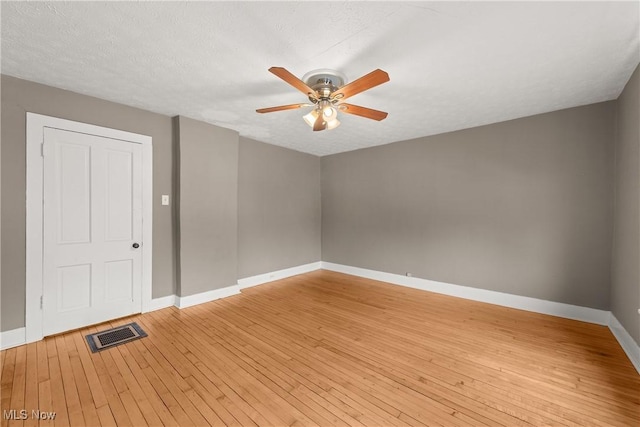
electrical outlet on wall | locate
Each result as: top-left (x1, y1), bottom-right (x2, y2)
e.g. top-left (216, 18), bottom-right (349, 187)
top-left (161, 195), bottom-right (169, 205)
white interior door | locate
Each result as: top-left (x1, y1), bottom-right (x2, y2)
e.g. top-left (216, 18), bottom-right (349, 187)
top-left (42, 127), bottom-right (143, 336)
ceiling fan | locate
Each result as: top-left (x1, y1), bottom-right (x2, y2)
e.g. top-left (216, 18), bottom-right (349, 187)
top-left (257, 67), bottom-right (390, 131)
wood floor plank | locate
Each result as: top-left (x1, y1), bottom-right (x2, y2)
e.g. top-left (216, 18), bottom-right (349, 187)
top-left (131, 338), bottom-right (211, 427)
top-left (123, 340), bottom-right (194, 426)
top-left (162, 308), bottom-right (393, 425)
top-left (212, 336), bottom-right (356, 427)
top-left (35, 341), bottom-right (49, 386)
top-left (1, 348), bottom-right (17, 427)
top-left (167, 317), bottom-right (335, 427)
top-left (22, 345), bottom-right (39, 427)
top-left (182, 306), bottom-right (409, 427)
top-left (115, 341), bottom-right (180, 427)
top-left (8, 345), bottom-right (27, 427)
top-left (54, 335), bottom-right (84, 426)
top-left (149, 310), bottom-right (362, 426)
top-left (132, 315), bottom-right (246, 427)
top-left (218, 296), bottom-right (510, 426)
top-left (243, 273), bottom-right (637, 425)
top-left (69, 332), bottom-right (107, 410)
top-left (106, 344), bottom-right (163, 427)
top-left (85, 326), bottom-right (134, 427)
top-left (318, 327), bottom-right (584, 427)
top-left (152, 308), bottom-right (364, 425)
top-left (248, 298), bottom-right (568, 423)
top-left (251, 317), bottom-right (488, 426)
top-left (2, 270), bottom-right (639, 427)
top-left (63, 334), bottom-right (99, 427)
top-left (0, 349), bottom-right (5, 380)
top-left (139, 319), bottom-right (290, 427)
top-left (46, 342), bottom-right (68, 427)
top-left (37, 380), bottom-right (54, 427)
top-left (308, 284), bottom-right (636, 424)
top-left (95, 405), bottom-right (116, 427)
top-left (150, 309), bottom-right (338, 427)
top-left (91, 332), bottom-right (147, 427)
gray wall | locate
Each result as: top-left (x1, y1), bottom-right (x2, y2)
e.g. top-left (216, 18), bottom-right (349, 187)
top-left (322, 102), bottom-right (615, 310)
top-left (175, 116), bottom-right (239, 296)
top-left (0, 75), bottom-right (323, 332)
top-left (238, 137), bottom-right (321, 279)
top-left (2, 71), bottom-right (635, 339)
top-left (612, 64), bottom-right (640, 345)
top-left (1, 75), bottom-right (176, 331)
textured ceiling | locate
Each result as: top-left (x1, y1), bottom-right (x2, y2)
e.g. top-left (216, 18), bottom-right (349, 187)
top-left (2, 1), bottom-right (639, 156)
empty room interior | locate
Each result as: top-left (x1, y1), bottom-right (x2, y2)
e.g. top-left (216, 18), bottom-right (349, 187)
top-left (1, 1), bottom-right (639, 426)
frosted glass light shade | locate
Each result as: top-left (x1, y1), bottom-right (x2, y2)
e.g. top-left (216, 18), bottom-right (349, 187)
top-left (303, 107), bottom-right (340, 130)
top-left (303, 109), bottom-right (319, 127)
top-left (326, 118), bottom-right (340, 130)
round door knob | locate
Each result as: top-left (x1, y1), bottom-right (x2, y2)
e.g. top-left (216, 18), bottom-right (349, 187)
top-left (132, 243), bottom-right (140, 249)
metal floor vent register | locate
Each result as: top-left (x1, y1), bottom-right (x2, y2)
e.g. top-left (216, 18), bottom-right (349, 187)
top-left (85, 322), bottom-right (147, 353)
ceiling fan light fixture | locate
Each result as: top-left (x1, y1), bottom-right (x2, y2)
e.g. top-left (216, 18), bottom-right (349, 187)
top-left (321, 103), bottom-right (337, 121)
top-left (258, 66), bottom-right (389, 132)
top-left (326, 118), bottom-right (340, 130)
top-left (304, 107), bottom-right (340, 131)
top-left (303, 109), bottom-right (319, 127)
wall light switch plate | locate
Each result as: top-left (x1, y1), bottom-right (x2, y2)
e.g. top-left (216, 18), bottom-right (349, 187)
top-left (161, 195), bottom-right (170, 206)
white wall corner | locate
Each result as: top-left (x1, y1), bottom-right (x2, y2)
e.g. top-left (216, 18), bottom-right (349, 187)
top-left (608, 313), bottom-right (640, 374)
top-left (237, 261), bottom-right (322, 290)
top-left (1, 327), bottom-right (26, 351)
top-left (176, 284), bottom-right (241, 309)
top-left (321, 262), bottom-right (610, 326)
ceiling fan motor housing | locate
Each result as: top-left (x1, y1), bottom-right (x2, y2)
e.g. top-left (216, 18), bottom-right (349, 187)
top-left (302, 69), bottom-right (347, 102)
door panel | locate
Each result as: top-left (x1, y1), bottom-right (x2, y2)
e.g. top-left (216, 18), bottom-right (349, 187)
top-left (43, 128), bottom-right (143, 336)
top-left (57, 264), bottom-right (92, 312)
top-left (57, 143), bottom-right (91, 244)
top-left (105, 259), bottom-right (133, 301)
top-left (105, 149), bottom-right (133, 241)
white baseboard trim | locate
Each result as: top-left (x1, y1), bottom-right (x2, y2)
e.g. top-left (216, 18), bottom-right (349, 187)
top-left (608, 314), bottom-right (640, 374)
top-left (12, 263), bottom-right (636, 373)
top-left (145, 295), bottom-right (177, 312)
top-left (237, 261), bottom-right (322, 290)
top-left (176, 284), bottom-right (241, 309)
top-left (1, 327), bottom-right (26, 350)
top-left (139, 262), bottom-right (323, 313)
top-left (321, 262), bottom-right (610, 326)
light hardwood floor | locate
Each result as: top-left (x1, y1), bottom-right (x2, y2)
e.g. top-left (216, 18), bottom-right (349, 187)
top-left (2, 270), bottom-right (639, 426)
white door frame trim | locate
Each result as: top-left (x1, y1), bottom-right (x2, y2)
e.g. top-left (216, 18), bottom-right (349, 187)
top-left (26, 113), bottom-right (153, 344)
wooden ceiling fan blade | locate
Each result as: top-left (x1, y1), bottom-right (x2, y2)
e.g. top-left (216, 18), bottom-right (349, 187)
top-left (313, 113), bottom-right (326, 131)
top-left (256, 103), bottom-right (309, 113)
top-left (269, 67), bottom-right (318, 99)
top-left (331, 69), bottom-right (389, 101)
top-left (339, 103), bottom-right (388, 121)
